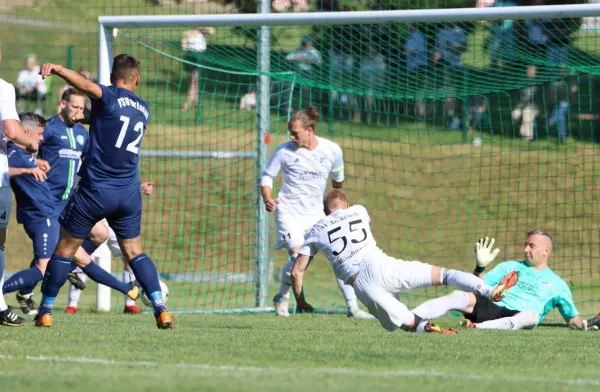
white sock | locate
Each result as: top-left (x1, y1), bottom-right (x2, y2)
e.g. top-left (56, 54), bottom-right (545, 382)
top-left (441, 269), bottom-right (494, 298)
top-left (122, 264), bottom-right (136, 306)
top-left (68, 283), bottom-right (82, 308)
top-left (411, 290), bottom-right (470, 320)
top-left (277, 254), bottom-right (297, 300)
top-left (335, 277), bottom-right (358, 309)
top-left (476, 310), bottom-right (539, 330)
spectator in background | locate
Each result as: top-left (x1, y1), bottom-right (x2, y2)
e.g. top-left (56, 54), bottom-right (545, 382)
top-left (549, 76), bottom-right (577, 144)
top-left (489, 0), bottom-right (516, 69)
top-left (285, 36), bottom-right (322, 111)
top-left (543, 18), bottom-right (571, 73)
top-left (360, 45), bottom-right (386, 125)
top-left (57, 67), bottom-right (92, 124)
top-left (16, 54), bottom-right (47, 115)
top-left (239, 85), bottom-right (257, 111)
top-left (436, 23), bottom-right (467, 130)
top-left (181, 26), bottom-right (215, 112)
top-left (512, 64), bottom-right (539, 141)
top-left (405, 24), bottom-right (428, 121)
top-left (329, 11), bottom-right (359, 122)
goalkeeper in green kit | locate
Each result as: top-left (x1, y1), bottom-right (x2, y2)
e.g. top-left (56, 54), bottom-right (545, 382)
top-left (411, 230), bottom-right (586, 330)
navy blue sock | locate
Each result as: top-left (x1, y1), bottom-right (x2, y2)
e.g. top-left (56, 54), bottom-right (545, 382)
top-left (3, 266), bottom-right (43, 294)
top-left (128, 253), bottom-right (166, 314)
top-left (82, 261), bottom-right (132, 294)
top-left (17, 258), bottom-right (38, 296)
top-left (81, 238), bottom-right (100, 256)
top-left (69, 262), bottom-right (77, 272)
top-left (39, 254), bottom-right (72, 315)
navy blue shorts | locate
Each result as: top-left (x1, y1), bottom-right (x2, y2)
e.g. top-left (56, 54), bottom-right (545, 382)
top-left (54, 199), bottom-right (69, 218)
top-left (59, 183), bottom-right (142, 240)
top-left (23, 218), bottom-right (60, 260)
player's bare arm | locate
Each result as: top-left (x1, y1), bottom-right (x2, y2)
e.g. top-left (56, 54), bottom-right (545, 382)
top-left (9, 167), bottom-right (46, 181)
top-left (260, 184), bottom-right (279, 212)
top-left (3, 119), bottom-right (39, 152)
top-left (291, 254), bottom-right (314, 312)
top-left (39, 63), bottom-right (103, 100)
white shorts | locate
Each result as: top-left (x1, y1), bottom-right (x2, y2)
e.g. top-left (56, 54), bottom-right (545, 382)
top-left (0, 187), bottom-right (12, 229)
top-left (275, 212), bottom-right (323, 251)
top-left (352, 256), bottom-right (434, 331)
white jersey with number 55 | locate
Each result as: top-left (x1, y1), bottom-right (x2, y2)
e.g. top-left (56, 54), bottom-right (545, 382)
top-left (264, 136), bottom-right (344, 216)
top-left (298, 205), bottom-right (386, 283)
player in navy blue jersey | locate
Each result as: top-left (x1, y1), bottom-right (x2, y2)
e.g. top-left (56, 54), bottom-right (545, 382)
top-left (37, 88), bottom-right (111, 291)
top-left (3, 113), bottom-right (141, 314)
top-left (37, 54), bottom-right (174, 329)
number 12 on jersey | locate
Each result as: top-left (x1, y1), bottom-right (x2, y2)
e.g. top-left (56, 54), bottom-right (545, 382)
top-left (116, 115), bottom-right (144, 154)
top-left (327, 219), bottom-right (367, 256)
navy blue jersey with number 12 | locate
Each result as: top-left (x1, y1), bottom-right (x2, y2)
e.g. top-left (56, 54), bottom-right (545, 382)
top-left (78, 84), bottom-right (149, 188)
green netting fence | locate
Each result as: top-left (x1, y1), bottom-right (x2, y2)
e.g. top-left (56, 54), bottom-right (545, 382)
top-left (2, 1), bottom-right (600, 321)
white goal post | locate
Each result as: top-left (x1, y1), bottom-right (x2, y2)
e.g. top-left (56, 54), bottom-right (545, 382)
top-left (95, 3), bottom-right (600, 311)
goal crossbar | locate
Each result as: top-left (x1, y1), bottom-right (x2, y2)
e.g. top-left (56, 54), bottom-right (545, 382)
top-left (98, 4), bottom-right (600, 28)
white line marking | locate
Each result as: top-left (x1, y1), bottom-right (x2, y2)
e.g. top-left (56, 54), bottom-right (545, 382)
top-left (0, 354), bottom-right (598, 386)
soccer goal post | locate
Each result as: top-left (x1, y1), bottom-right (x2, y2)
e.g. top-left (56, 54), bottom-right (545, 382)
top-left (97, 4), bottom-right (600, 319)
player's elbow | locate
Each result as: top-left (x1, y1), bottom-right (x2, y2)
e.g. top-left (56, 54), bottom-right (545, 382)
top-left (2, 119), bottom-right (21, 140)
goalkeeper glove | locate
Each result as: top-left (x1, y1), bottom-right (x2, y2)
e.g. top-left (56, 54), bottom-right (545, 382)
top-left (475, 237), bottom-right (500, 268)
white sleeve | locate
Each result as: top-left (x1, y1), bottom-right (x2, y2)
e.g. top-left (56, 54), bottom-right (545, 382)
top-left (263, 147), bottom-right (283, 178)
top-left (331, 144), bottom-right (344, 182)
top-left (0, 83), bottom-right (20, 122)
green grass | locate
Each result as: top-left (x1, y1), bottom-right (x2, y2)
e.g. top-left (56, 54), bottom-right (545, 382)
top-left (3, 2), bottom-right (600, 319)
top-left (0, 308), bottom-right (599, 392)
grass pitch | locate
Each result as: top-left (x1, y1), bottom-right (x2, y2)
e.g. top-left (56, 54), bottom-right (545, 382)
top-left (0, 310), bottom-right (599, 392)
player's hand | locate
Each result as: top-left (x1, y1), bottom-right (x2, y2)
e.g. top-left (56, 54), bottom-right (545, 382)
top-left (35, 159), bottom-right (50, 172)
top-left (39, 63), bottom-right (64, 79)
top-left (475, 237), bottom-right (500, 268)
top-left (28, 167), bottom-right (47, 181)
top-left (264, 198), bottom-right (279, 212)
top-left (141, 181), bottom-right (154, 196)
top-left (296, 301), bottom-right (314, 314)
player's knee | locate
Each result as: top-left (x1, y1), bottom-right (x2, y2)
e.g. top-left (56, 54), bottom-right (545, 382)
top-left (520, 310), bottom-right (539, 328)
top-left (56, 230), bottom-right (85, 258)
top-left (89, 222), bottom-right (109, 245)
top-left (117, 237), bottom-right (143, 261)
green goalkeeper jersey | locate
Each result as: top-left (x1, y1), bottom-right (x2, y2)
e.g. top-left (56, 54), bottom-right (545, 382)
top-left (484, 260), bottom-right (578, 323)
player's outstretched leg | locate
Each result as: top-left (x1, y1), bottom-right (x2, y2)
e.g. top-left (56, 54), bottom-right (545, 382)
top-left (119, 237), bottom-right (174, 329)
top-left (334, 277), bottom-right (374, 319)
top-left (273, 254), bottom-right (296, 317)
top-left (72, 247), bottom-right (139, 300)
top-left (468, 310), bottom-right (539, 330)
top-left (411, 290), bottom-right (471, 322)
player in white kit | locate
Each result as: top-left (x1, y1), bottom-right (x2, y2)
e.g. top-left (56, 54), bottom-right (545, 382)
top-left (291, 190), bottom-right (519, 333)
top-left (260, 107), bottom-right (372, 319)
top-left (0, 42), bottom-right (41, 326)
